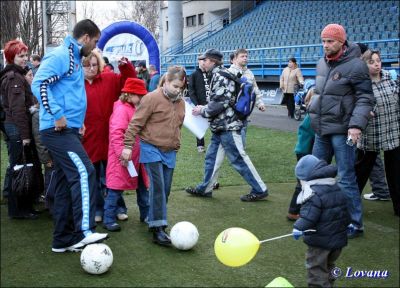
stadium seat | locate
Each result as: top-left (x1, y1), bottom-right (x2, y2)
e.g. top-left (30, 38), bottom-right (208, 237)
top-left (162, 0), bottom-right (399, 76)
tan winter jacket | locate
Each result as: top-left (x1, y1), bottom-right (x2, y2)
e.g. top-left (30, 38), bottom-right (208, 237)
top-left (280, 67), bottom-right (304, 94)
top-left (123, 87), bottom-right (185, 152)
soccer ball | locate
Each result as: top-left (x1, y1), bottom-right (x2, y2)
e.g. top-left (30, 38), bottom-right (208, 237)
top-left (170, 221), bottom-right (199, 250)
top-left (80, 243), bottom-right (113, 275)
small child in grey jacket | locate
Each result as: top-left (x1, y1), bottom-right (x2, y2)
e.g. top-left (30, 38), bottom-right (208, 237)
top-left (293, 154), bottom-right (351, 287)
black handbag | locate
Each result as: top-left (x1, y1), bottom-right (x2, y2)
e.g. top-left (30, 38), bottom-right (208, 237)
top-left (11, 147), bottom-right (36, 197)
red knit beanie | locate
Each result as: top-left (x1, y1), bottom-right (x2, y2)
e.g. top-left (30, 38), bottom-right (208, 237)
top-left (321, 24), bottom-right (347, 43)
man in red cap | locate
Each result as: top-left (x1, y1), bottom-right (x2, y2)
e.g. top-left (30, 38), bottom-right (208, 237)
top-left (307, 23), bottom-right (374, 240)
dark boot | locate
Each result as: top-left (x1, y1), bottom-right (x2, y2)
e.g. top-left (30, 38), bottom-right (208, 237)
top-left (152, 227), bottom-right (171, 246)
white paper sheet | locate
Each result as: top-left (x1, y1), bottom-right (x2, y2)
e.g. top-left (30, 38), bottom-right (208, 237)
top-left (127, 160), bottom-right (138, 177)
top-left (183, 99), bottom-right (209, 139)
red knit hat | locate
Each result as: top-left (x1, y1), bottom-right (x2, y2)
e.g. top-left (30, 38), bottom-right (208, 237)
top-left (121, 78), bottom-right (147, 96)
top-left (321, 24), bottom-right (347, 43)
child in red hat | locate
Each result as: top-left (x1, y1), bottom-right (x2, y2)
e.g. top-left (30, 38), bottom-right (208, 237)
top-left (103, 78), bottom-right (150, 231)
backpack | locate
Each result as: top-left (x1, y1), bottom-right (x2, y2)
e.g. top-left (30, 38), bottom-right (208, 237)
top-left (219, 71), bottom-right (256, 119)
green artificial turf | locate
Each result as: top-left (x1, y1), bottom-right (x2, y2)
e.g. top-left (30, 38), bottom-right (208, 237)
top-left (1, 127), bottom-right (399, 287)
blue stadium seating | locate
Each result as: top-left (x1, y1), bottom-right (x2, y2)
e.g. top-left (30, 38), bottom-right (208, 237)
top-left (161, 0), bottom-right (399, 77)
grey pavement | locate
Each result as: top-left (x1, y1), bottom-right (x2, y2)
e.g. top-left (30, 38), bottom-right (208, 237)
top-left (248, 104), bottom-right (301, 132)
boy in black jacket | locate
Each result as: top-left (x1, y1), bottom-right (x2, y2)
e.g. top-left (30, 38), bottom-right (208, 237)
top-left (188, 57), bottom-right (211, 153)
top-left (293, 154), bottom-right (351, 287)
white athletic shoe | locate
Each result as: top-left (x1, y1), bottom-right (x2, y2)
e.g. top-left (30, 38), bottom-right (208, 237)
top-left (117, 213), bottom-right (129, 221)
top-left (363, 193), bottom-right (390, 201)
top-left (51, 246), bottom-right (83, 253)
top-left (51, 233), bottom-right (108, 253)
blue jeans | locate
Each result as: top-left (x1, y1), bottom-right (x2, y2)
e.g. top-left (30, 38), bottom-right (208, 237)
top-left (241, 119), bottom-right (248, 149)
top-left (196, 130), bottom-right (267, 194)
top-left (103, 175), bottom-right (149, 225)
top-left (144, 162), bottom-right (174, 228)
top-left (103, 189), bottom-right (126, 225)
top-left (312, 134), bottom-right (363, 229)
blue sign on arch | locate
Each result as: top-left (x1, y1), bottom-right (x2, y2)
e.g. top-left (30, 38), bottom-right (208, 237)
top-left (97, 21), bottom-right (160, 72)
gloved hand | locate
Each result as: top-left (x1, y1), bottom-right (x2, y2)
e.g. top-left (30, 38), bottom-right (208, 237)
top-left (292, 228), bottom-right (303, 240)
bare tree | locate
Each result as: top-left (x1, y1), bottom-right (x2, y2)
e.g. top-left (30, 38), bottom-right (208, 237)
top-left (79, 1), bottom-right (96, 20)
top-left (0, 1), bottom-right (22, 48)
top-left (1, 0), bottom-right (68, 57)
top-left (115, 1), bottom-right (159, 40)
top-left (18, 0), bottom-right (42, 54)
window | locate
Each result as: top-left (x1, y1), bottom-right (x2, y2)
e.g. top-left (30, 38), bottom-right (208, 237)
top-left (186, 15), bottom-right (196, 27)
top-left (198, 13), bottom-right (204, 25)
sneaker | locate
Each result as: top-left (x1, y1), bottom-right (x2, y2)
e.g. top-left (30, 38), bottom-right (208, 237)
top-left (95, 215), bottom-right (103, 223)
top-left (52, 246), bottom-right (83, 253)
top-left (39, 195), bottom-right (46, 203)
top-left (348, 229), bottom-right (364, 239)
top-left (213, 182), bottom-right (220, 190)
top-left (363, 193), bottom-right (390, 201)
top-left (197, 146), bottom-right (205, 153)
top-left (52, 232), bottom-right (108, 253)
top-left (185, 187), bottom-right (212, 197)
top-left (103, 223), bottom-right (121, 232)
top-left (76, 232), bottom-right (109, 247)
top-left (117, 213), bottom-right (129, 221)
top-left (240, 192), bottom-right (268, 202)
top-left (287, 213), bottom-right (300, 221)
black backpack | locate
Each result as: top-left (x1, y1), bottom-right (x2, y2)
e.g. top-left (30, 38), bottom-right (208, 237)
top-left (218, 71), bottom-right (256, 120)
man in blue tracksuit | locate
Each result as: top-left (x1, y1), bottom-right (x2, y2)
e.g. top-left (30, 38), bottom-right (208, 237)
top-left (32, 19), bottom-right (108, 253)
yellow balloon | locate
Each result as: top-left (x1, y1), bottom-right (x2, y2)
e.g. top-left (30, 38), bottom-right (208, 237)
top-left (214, 227), bottom-right (260, 267)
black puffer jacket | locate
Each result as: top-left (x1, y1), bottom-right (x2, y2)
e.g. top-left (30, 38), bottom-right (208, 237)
top-left (294, 160), bottom-right (351, 250)
top-left (308, 42), bottom-right (374, 136)
top-left (188, 68), bottom-right (209, 106)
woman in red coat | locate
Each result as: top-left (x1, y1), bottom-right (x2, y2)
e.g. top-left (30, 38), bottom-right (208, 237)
top-left (82, 51), bottom-right (137, 222)
top-left (104, 78), bottom-right (149, 231)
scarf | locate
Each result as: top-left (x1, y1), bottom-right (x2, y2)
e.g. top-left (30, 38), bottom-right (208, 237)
top-left (296, 178), bottom-right (336, 204)
top-left (325, 45), bottom-right (346, 62)
top-left (162, 86), bottom-right (182, 102)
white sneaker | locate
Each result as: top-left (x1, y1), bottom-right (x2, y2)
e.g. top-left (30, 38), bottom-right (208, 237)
top-left (197, 146), bottom-right (205, 153)
top-left (95, 216), bottom-right (103, 223)
top-left (51, 233), bottom-right (108, 253)
top-left (363, 193), bottom-right (390, 201)
top-left (51, 246), bottom-right (83, 253)
top-left (117, 213), bottom-right (129, 221)
top-left (74, 232), bottom-right (109, 248)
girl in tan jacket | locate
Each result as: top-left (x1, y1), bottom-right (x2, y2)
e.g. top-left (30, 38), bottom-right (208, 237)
top-left (121, 66), bottom-right (186, 246)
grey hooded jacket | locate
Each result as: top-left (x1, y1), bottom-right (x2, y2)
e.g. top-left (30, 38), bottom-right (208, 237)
top-left (308, 42), bottom-right (375, 136)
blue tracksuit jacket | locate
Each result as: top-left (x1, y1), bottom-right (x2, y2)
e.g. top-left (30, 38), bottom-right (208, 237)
top-left (32, 35), bottom-right (86, 131)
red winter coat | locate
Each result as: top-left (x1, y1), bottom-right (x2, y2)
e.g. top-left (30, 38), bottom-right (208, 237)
top-left (106, 100), bottom-right (149, 190)
top-left (82, 63), bottom-right (136, 163)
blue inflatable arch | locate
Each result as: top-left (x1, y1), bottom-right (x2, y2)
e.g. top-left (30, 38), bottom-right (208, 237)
top-left (97, 21), bottom-right (160, 72)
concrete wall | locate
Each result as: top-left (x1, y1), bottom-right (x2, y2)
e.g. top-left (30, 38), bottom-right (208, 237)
top-left (160, 1), bottom-right (231, 52)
